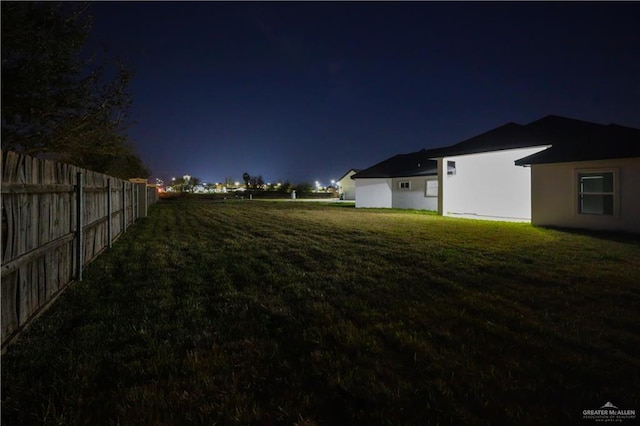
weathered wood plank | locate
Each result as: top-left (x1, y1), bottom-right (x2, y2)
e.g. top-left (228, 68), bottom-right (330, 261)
top-left (38, 193), bottom-right (50, 247)
top-left (0, 184), bottom-right (75, 194)
top-left (1, 271), bottom-right (18, 340)
top-left (30, 259), bottom-right (40, 313)
top-left (17, 264), bottom-right (30, 326)
top-left (30, 193), bottom-right (39, 252)
top-left (2, 195), bottom-right (13, 261)
top-left (44, 250), bottom-right (54, 301)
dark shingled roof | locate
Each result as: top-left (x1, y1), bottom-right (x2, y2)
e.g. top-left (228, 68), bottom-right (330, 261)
top-left (426, 122), bottom-right (545, 158)
top-left (514, 116), bottom-right (640, 165)
top-left (426, 115), bottom-right (640, 165)
top-left (351, 149), bottom-right (438, 179)
top-left (354, 116), bottom-right (639, 180)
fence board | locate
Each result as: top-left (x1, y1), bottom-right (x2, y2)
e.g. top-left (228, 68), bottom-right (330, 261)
top-left (1, 272), bottom-right (18, 339)
top-left (17, 264), bottom-right (31, 326)
top-left (1, 150), bottom-right (156, 348)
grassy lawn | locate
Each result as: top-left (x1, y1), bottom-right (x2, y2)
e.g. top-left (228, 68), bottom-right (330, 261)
top-left (2, 197), bottom-right (639, 425)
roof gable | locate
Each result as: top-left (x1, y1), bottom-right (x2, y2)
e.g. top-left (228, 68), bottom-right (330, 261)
top-left (426, 122), bottom-right (548, 158)
top-left (352, 150), bottom-right (438, 179)
top-left (337, 168), bottom-right (361, 182)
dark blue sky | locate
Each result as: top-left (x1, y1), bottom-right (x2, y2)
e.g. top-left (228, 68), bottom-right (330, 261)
top-left (87, 2), bottom-right (640, 185)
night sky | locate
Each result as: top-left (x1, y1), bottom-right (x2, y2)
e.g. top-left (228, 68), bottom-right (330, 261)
top-left (86, 2), bottom-right (640, 185)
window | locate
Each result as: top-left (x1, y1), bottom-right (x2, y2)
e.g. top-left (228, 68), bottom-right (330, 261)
top-left (447, 161), bottom-right (456, 175)
top-left (425, 180), bottom-right (438, 197)
top-left (398, 181), bottom-right (410, 190)
top-left (578, 172), bottom-right (614, 215)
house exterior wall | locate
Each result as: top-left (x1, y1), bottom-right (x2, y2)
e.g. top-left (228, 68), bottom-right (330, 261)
top-left (391, 177), bottom-right (438, 210)
top-left (437, 146), bottom-right (549, 220)
top-left (338, 170), bottom-right (357, 200)
top-left (354, 178), bottom-right (392, 208)
top-left (531, 157), bottom-right (640, 233)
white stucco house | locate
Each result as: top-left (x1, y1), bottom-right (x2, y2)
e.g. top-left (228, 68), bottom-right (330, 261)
top-left (427, 119), bottom-right (552, 221)
top-left (354, 115), bottom-right (640, 233)
top-left (336, 169), bottom-right (360, 200)
top-left (351, 150), bottom-right (443, 210)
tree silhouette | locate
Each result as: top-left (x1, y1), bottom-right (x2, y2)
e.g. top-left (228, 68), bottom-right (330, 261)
top-left (1, 2), bottom-right (148, 178)
top-left (170, 176), bottom-right (200, 192)
top-left (295, 182), bottom-right (314, 194)
top-left (249, 175), bottom-right (265, 190)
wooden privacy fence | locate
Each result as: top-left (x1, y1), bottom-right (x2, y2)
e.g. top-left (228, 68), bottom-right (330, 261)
top-left (1, 151), bottom-right (158, 348)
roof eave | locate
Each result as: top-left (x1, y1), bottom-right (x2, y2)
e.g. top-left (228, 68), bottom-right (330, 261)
top-left (516, 154), bottom-right (640, 166)
top-left (428, 143), bottom-right (552, 159)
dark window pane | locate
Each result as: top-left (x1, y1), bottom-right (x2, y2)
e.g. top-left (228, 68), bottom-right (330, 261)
top-left (580, 175), bottom-right (603, 192)
top-left (602, 172), bottom-right (614, 192)
top-left (603, 194), bottom-right (614, 214)
top-left (579, 172), bottom-right (613, 193)
top-left (581, 194), bottom-right (602, 214)
top-left (580, 194), bottom-right (614, 215)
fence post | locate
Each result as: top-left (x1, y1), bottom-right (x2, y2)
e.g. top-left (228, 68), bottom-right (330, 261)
top-left (134, 184), bottom-right (138, 220)
top-left (122, 181), bottom-right (127, 232)
top-left (107, 178), bottom-right (112, 249)
top-left (75, 172), bottom-right (83, 282)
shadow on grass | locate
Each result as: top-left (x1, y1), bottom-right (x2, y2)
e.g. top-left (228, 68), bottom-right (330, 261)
top-left (539, 225), bottom-right (640, 245)
top-left (323, 202), bottom-right (356, 208)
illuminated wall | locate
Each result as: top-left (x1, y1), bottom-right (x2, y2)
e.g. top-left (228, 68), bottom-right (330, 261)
top-left (338, 170), bottom-right (357, 200)
top-left (391, 177), bottom-right (438, 210)
top-left (354, 178), bottom-right (392, 208)
top-left (531, 157), bottom-right (640, 233)
top-left (437, 146), bottom-right (550, 220)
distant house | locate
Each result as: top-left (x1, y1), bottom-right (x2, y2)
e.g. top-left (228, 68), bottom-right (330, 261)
top-left (336, 169), bottom-right (360, 200)
top-left (354, 115), bottom-right (640, 233)
top-left (351, 150), bottom-right (441, 210)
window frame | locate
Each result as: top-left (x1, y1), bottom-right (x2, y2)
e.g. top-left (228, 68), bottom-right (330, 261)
top-left (398, 181), bottom-right (411, 190)
top-left (576, 169), bottom-right (617, 216)
top-left (425, 179), bottom-right (438, 197)
top-left (447, 160), bottom-right (456, 175)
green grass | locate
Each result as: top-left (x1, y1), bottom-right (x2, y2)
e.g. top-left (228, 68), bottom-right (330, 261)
top-left (2, 197), bottom-right (639, 425)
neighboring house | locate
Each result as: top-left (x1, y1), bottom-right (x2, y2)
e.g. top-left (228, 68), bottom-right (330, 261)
top-left (354, 115), bottom-right (639, 233)
top-left (351, 150), bottom-right (441, 210)
top-left (514, 118), bottom-right (640, 233)
top-left (336, 169), bottom-right (360, 200)
top-left (428, 115), bottom-right (640, 233)
top-left (427, 119), bottom-right (552, 221)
